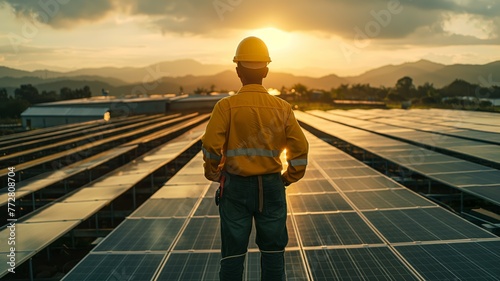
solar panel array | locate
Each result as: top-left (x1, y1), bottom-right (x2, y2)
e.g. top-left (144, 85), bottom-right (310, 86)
top-left (308, 110), bottom-right (500, 166)
top-left (64, 129), bottom-right (500, 280)
top-left (0, 119), bottom-right (208, 278)
top-left (296, 111), bottom-right (500, 206)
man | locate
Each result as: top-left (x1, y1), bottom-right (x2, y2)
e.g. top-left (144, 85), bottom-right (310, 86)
top-left (202, 36), bottom-right (308, 281)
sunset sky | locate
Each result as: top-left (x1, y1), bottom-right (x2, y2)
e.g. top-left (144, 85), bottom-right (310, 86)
top-left (1, 0), bottom-right (499, 77)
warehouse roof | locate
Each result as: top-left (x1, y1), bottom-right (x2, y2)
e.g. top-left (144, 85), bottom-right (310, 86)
top-left (21, 106), bottom-right (109, 117)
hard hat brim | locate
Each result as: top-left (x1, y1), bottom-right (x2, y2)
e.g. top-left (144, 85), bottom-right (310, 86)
top-left (239, 61), bottom-right (268, 69)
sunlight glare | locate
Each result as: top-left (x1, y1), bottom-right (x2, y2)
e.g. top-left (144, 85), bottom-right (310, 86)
top-left (244, 27), bottom-right (293, 53)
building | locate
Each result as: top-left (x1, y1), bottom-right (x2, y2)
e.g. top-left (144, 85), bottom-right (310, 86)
top-left (20, 94), bottom-right (228, 129)
top-left (21, 106), bottom-right (110, 129)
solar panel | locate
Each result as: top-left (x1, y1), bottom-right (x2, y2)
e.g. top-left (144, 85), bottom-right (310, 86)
top-left (62, 186), bottom-right (130, 202)
top-left (91, 173), bottom-right (145, 187)
top-left (0, 221), bottom-right (78, 253)
top-left (165, 174), bottom-right (209, 185)
top-left (23, 201), bottom-right (105, 223)
top-left (62, 253), bottom-right (164, 281)
top-left (323, 167), bottom-right (381, 178)
top-left (315, 159), bottom-right (364, 168)
top-left (429, 170), bottom-right (500, 187)
top-left (406, 161), bottom-right (494, 174)
top-left (0, 251), bottom-right (31, 275)
top-left (301, 168), bottom-right (324, 180)
top-left (206, 182), bottom-right (220, 197)
top-left (156, 252), bottom-right (220, 281)
top-left (288, 193), bottom-right (352, 213)
top-left (286, 179), bottom-right (336, 194)
top-left (396, 241), bottom-right (500, 280)
top-left (333, 176), bottom-right (401, 191)
top-left (152, 184), bottom-right (208, 199)
top-left (294, 213), bottom-right (383, 247)
top-left (363, 207), bottom-right (496, 243)
top-left (93, 218), bottom-right (185, 252)
top-left (131, 198), bottom-right (197, 218)
top-left (462, 185), bottom-right (500, 205)
top-left (194, 198), bottom-right (220, 217)
top-left (306, 247), bottom-right (419, 281)
top-left (175, 218), bottom-right (221, 250)
top-left (344, 189), bottom-right (435, 210)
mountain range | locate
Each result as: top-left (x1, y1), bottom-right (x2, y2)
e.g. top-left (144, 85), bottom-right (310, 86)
top-left (1, 59), bottom-right (499, 97)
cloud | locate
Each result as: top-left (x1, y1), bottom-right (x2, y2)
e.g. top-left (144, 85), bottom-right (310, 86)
top-left (1, 0), bottom-right (499, 45)
top-left (0, 0), bottom-right (114, 28)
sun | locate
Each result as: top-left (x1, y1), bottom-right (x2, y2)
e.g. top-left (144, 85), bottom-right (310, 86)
top-left (243, 27), bottom-right (293, 53)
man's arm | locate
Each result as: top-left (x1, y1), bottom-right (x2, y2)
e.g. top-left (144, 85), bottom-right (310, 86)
top-left (282, 109), bottom-right (309, 184)
top-left (201, 101), bottom-right (228, 182)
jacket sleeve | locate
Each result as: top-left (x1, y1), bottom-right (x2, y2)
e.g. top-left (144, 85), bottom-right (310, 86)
top-left (201, 100), bottom-right (228, 182)
top-left (282, 108), bottom-right (309, 184)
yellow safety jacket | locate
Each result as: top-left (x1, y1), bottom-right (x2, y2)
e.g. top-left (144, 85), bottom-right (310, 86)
top-left (202, 84), bottom-right (308, 184)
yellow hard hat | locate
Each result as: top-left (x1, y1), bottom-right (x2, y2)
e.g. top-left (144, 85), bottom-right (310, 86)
top-left (233, 36), bottom-right (271, 66)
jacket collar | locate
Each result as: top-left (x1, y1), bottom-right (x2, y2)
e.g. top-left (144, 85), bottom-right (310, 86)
top-left (237, 84), bottom-right (268, 94)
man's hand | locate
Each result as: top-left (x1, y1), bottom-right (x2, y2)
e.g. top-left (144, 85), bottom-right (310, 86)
top-left (281, 176), bottom-right (290, 187)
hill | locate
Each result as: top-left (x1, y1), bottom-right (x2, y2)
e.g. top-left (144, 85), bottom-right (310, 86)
top-left (346, 60), bottom-right (500, 88)
top-left (1, 59), bottom-right (499, 96)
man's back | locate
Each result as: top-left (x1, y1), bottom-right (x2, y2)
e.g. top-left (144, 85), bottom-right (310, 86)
top-left (201, 36), bottom-right (308, 281)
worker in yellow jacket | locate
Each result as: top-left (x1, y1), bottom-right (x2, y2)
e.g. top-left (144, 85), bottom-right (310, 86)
top-left (202, 36), bottom-right (309, 281)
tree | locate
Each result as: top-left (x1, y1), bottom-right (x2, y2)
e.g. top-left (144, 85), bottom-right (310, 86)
top-left (15, 84), bottom-right (40, 103)
top-left (333, 84), bottom-right (349, 100)
top-left (395, 76), bottom-right (416, 99)
top-left (60, 87), bottom-right (73, 100)
top-left (193, 87), bottom-right (208, 95)
top-left (292, 83), bottom-right (308, 100)
top-left (59, 86), bottom-right (92, 100)
top-left (440, 79), bottom-right (476, 97)
top-left (292, 83), bottom-right (308, 95)
top-left (0, 99), bottom-right (29, 119)
top-left (0, 88), bottom-right (8, 100)
top-left (385, 89), bottom-right (405, 102)
top-left (40, 90), bottom-right (58, 103)
top-left (82, 85), bottom-right (92, 98)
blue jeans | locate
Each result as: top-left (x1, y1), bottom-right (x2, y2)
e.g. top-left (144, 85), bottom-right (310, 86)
top-left (219, 172), bottom-right (288, 281)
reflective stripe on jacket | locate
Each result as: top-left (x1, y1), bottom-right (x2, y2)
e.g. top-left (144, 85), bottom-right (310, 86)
top-left (202, 84), bottom-right (308, 183)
